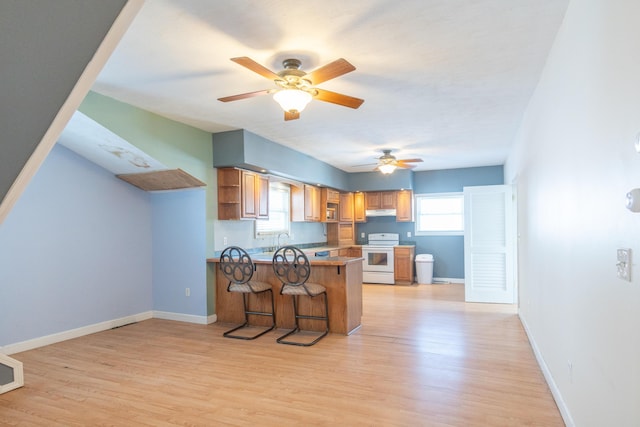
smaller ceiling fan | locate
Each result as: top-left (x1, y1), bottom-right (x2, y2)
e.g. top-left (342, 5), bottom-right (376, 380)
top-left (218, 57), bottom-right (364, 121)
top-left (356, 150), bottom-right (424, 174)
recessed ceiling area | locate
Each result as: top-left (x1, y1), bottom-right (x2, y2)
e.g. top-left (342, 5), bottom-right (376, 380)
top-left (91, 0), bottom-right (569, 173)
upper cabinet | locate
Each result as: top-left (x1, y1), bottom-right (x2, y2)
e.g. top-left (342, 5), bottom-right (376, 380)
top-left (354, 192), bottom-right (366, 223)
top-left (321, 188), bottom-right (340, 222)
top-left (396, 190), bottom-right (413, 222)
top-left (217, 167), bottom-right (268, 220)
top-left (257, 174), bottom-right (269, 219)
top-left (366, 191), bottom-right (396, 210)
top-left (291, 184), bottom-right (321, 222)
top-left (339, 192), bottom-right (354, 222)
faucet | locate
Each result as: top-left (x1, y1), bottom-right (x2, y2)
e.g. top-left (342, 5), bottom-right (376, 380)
top-left (277, 232), bottom-right (289, 249)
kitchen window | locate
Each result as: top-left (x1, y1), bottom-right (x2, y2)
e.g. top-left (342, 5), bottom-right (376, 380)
top-left (415, 192), bottom-right (464, 236)
top-left (255, 182), bottom-right (290, 237)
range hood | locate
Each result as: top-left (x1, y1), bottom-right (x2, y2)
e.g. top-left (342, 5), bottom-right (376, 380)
top-left (365, 209), bottom-right (397, 217)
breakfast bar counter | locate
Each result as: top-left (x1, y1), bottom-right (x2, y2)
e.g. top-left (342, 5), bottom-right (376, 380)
top-left (207, 255), bottom-right (363, 335)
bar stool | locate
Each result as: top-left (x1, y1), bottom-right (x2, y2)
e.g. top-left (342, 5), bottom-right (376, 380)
top-left (272, 246), bottom-right (329, 346)
top-left (219, 246), bottom-right (275, 340)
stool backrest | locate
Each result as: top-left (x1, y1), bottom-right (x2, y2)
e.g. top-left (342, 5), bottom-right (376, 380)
top-left (220, 246), bottom-right (254, 284)
top-left (272, 246), bottom-right (310, 286)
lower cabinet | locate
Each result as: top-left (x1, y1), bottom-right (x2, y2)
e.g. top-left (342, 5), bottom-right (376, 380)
top-left (347, 246), bottom-right (362, 258)
top-left (394, 246), bottom-right (415, 285)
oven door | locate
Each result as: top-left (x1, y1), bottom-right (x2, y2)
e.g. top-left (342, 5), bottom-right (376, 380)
top-left (362, 247), bottom-right (394, 272)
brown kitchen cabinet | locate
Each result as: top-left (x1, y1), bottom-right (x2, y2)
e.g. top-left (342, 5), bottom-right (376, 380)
top-left (337, 248), bottom-right (349, 257)
top-left (217, 167), bottom-right (268, 220)
top-left (291, 184), bottom-right (321, 222)
top-left (321, 188), bottom-right (340, 222)
top-left (366, 191), bottom-right (396, 210)
top-left (396, 190), bottom-right (413, 222)
top-left (394, 246), bottom-right (415, 285)
top-left (339, 192), bottom-right (354, 222)
top-left (354, 192), bottom-right (366, 222)
top-left (326, 222), bottom-right (355, 246)
top-left (347, 246), bottom-right (362, 258)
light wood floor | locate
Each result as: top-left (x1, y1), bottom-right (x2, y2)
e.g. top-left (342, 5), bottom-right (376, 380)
top-left (0, 284), bottom-right (563, 426)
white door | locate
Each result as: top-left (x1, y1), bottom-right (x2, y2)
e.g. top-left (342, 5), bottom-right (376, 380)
top-left (463, 185), bottom-right (515, 303)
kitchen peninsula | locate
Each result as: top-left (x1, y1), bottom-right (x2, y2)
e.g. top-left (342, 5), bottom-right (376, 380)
top-left (207, 254), bottom-right (363, 335)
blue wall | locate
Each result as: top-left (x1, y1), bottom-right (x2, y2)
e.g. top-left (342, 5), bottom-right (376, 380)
top-left (151, 189), bottom-right (207, 317)
top-left (0, 145), bottom-right (153, 347)
top-left (0, 143), bottom-right (210, 348)
top-left (356, 165), bottom-right (504, 279)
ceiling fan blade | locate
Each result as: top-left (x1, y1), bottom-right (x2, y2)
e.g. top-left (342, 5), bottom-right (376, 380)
top-left (230, 57), bottom-right (281, 81)
top-left (396, 162), bottom-right (417, 169)
top-left (218, 89), bottom-right (273, 103)
top-left (305, 58), bottom-right (356, 85)
top-left (398, 158), bottom-right (424, 163)
top-left (351, 162), bottom-right (379, 167)
top-left (313, 89), bottom-right (364, 109)
top-left (284, 111), bottom-right (300, 121)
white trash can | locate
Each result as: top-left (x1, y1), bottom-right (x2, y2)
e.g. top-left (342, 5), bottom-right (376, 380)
top-left (415, 254), bottom-right (434, 284)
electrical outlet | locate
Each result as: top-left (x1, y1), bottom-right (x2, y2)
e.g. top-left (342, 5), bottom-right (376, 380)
top-left (407, 231), bottom-right (411, 238)
top-left (185, 288), bottom-right (190, 297)
top-left (223, 237), bottom-right (228, 246)
top-left (361, 232), bottom-right (365, 239)
top-left (617, 248), bottom-right (631, 281)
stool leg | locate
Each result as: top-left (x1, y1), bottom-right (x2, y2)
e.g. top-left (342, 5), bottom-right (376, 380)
top-left (276, 293), bottom-right (329, 346)
top-left (224, 290), bottom-right (275, 340)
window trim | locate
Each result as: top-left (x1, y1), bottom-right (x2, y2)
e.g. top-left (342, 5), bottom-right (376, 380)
top-left (254, 182), bottom-right (290, 238)
top-left (414, 192), bottom-right (464, 236)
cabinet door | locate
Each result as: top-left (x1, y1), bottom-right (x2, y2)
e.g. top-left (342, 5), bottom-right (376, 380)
top-left (381, 191), bottom-right (397, 209)
top-left (347, 247), bottom-right (362, 258)
top-left (338, 222), bottom-right (354, 243)
top-left (396, 190), bottom-right (413, 222)
top-left (365, 192), bottom-right (380, 210)
top-left (241, 170), bottom-right (257, 218)
top-left (394, 247), bottom-right (414, 283)
top-left (354, 192), bottom-right (366, 222)
top-left (327, 189), bottom-right (340, 204)
top-left (339, 192), bottom-right (354, 222)
top-left (257, 174), bottom-right (269, 219)
top-left (304, 185), bottom-right (321, 222)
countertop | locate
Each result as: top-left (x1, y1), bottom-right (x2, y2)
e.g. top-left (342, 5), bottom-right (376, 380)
top-left (207, 253), bottom-right (363, 266)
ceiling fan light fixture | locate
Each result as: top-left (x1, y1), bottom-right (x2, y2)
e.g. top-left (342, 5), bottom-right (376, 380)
top-left (378, 163), bottom-right (397, 174)
top-left (273, 89), bottom-right (312, 113)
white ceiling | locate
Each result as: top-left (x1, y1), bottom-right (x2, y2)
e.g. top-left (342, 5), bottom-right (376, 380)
top-left (91, 0), bottom-right (568, 173)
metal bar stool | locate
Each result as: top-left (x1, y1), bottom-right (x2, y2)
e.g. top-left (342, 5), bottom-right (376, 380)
top-left (272, 246), bottom-right (329, 346)
top-left (220, 246), bottom-right (275, 340)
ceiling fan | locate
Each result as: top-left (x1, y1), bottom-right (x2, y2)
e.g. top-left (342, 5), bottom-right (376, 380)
top-left (357, 150), bottom-right (424, 174)
top-left (218, 57), bottom-right (364, 121)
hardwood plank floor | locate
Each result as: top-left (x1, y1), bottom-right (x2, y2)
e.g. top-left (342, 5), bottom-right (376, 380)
top-left (0, 284), bottom-right (563, 426)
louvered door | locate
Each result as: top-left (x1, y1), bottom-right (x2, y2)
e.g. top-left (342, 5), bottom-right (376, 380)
top-left (463, 185), bottom-right (515, 303)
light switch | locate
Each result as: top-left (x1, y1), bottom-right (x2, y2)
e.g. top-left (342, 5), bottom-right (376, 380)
top-left (617, 248), bottom-right (631, 281)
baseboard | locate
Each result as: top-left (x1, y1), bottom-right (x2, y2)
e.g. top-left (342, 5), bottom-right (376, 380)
top-left (2, 310), bottom-right (218, 356)
top-left (519, 312), bottom-right (574, 427)
top-left (2, 311), bottom-right (153, 356)
top-left (432, 277), bottom-right (465, 284)
top-left (153, 310), bottom-right (216, 325)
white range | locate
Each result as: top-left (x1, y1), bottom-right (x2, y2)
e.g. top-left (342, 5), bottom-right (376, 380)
top-left (361, 233), bottom-right (399, 285)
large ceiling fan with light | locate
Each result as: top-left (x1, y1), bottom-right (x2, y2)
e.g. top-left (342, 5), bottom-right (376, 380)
top-left (218, 57), bottom-right (364, 121)
top-left (356, 150), bottom-right (424, 174)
